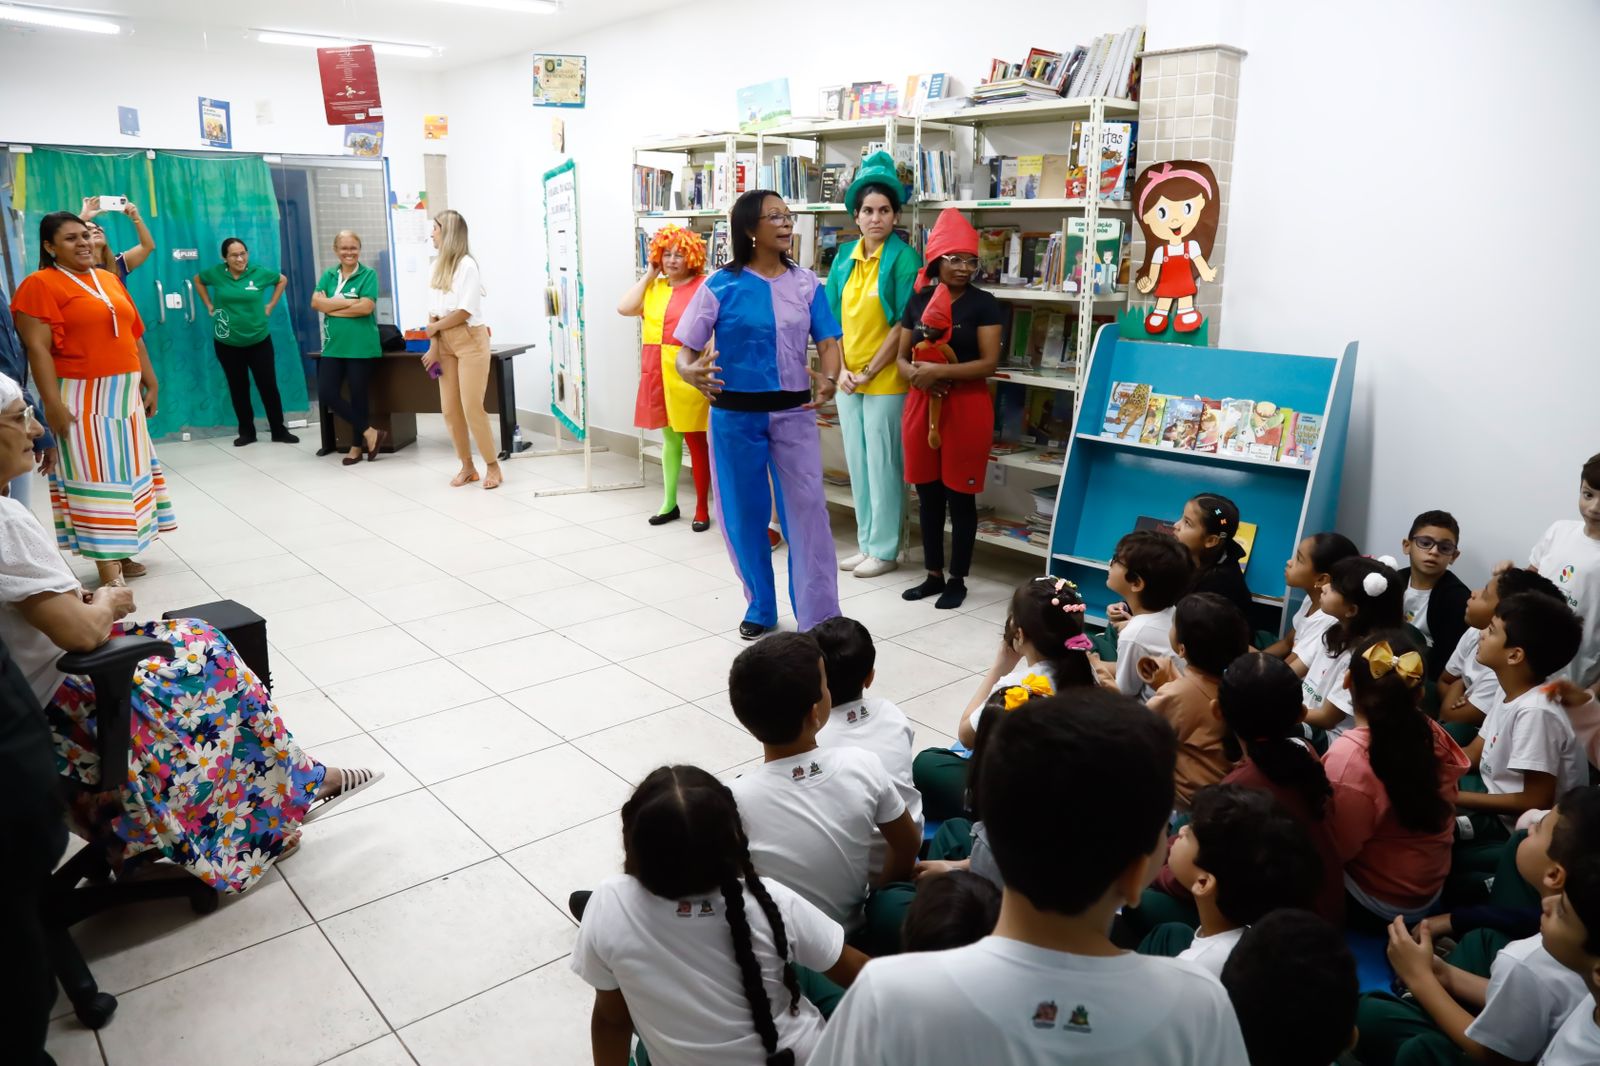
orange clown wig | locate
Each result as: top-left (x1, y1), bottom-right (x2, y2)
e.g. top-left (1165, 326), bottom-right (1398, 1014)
top-left (647, 224), bottom-right (708, 274)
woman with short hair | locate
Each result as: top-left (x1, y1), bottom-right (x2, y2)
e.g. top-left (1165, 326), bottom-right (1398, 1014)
top-left (195, 237), bottom-right (297, 447)
top-left (311, 230), bottom-right (385, 465)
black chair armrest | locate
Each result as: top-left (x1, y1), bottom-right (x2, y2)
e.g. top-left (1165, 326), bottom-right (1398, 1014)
top-left (57, 636), bottom-right (174, 790)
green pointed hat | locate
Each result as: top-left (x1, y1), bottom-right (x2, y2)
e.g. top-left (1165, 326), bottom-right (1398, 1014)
top-left (844, 150), bottom-right (904, 214)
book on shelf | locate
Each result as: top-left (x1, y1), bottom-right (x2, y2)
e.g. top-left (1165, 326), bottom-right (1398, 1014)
top-left (1064, 218), bottom-right (1126, 294)
top-left (632, 165), bottom-right (675, 212)
top-left (976, 226), bottom-right (1016, 284)
top-left (1035, 449), bottom-right (1064, 466)
top-left (1067, 121), bottom-right (1136, 202)
top-left (819, 162), bottom-right (853, 203)
top-left (676, 162), bottom-right (717, 211)
top-left (1135, 515), bottom-right (1178, 536)
top-left (791, 213), bottom-right (818, 270)
top-left (1004, 307), bottom-right (1036, 367)
top-left (1247, 402), bottom-right (1290, 461)
top-left (819, 85), bottom-right (846, 121)
top-left (862, 142), bottom-right (915, 202)
top-left (1138, 395), bottom-right (1170, 444)
top-left (916, 149), bottom-right (958, 201)
top-left (1219, 398), bottom-right (1256, 456)
top-left (1063, 25), bottom-right (1144, 100)
top-left (993, 382), bottom-right (1028, 442)
top-left (901, 72), bottom-right (950, 116)
top-left (1234, 520), bottom-right (1258, 571)
top-left (1015, 155), bottom-right (1043, 198)
top-left (1194, 398), bottom-right (1224, 454)
top-left (634, 229), bottom-right (649, 273)
top-left (989, 442), bottom-right (1036, 458)
top-left (1026, 390), bottom-right (1076, 446)
top-left (706, 220), bottom-right (732, 270)
top-left (1030, 483), bottom-right (1059, 517)
top-left (1068, 312), bottom-right (1114, 359)
top-left (996, 157), bottom-right (1020, 198)
top-left (1039, 312), bottom-right (1069, 368)
top-left (1013, 231), bottom-right (1054, 284)
top-left (1279, 411), bottom-right (1322, 466)
top-left (768, 155), bottom-right (822, 203)
top-left (1159, 397), bottom-right (1204, 450)
top-left (977, 516), bottom-right (1035, 544)
top-left (1102, 381), bottom-right (1152, 439)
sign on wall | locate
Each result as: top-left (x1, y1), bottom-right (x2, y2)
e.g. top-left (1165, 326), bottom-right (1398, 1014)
top-left (532, 54), bottom-right (586, 108)
top-left (198, 97), bottom-right (231, 148)
top-left (317, 45), bottom-right (384, 125)
top-left (543, 159), bottom-right (586, 438)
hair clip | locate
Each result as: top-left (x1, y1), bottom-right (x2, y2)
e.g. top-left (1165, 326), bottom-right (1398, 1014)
top-left (1061, 603), bottom-right (1086, 613)
top-left (1003, 673), bottom-right (1056, 710)
top-left (1065, 634), bottom-right (1094, 652)
top-left (1362, 571), bottom-right (1389, 597)
top-left (1362, 641), bottom-right (1423, 687)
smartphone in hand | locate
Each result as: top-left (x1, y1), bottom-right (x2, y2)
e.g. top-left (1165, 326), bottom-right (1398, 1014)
top-left (98, 195), bottom-right (128, 212)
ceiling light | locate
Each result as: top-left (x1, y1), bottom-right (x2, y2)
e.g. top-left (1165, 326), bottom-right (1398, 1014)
top-left (0, 3), bottom-right (121, 34)
top-left (437, 0), bottom-right (560, 13)
top-left (256, 30), bottom-right (436, 59)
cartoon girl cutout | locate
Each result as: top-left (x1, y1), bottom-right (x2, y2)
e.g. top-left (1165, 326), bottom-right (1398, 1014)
top-left (1132, 161), bottom-right (1220, 334)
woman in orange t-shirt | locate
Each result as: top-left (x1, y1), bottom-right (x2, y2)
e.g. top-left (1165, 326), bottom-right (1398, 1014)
top-left (10, 211), bottom-right (175, 587)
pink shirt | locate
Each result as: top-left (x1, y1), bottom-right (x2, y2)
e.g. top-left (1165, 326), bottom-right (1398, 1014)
top-left (1323, 718), bottom-right (1469, 909)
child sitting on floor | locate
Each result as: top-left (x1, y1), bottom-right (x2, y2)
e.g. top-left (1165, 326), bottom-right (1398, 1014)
top-left (1455, 592), bottom-right (1588, 889)
top-left (1356, 786), bottom-right (1600, 1066)
top-left (1503, 451), bottom-right (1600, 694)
top-left (1539, 856), bottom-right (1600, 1064)
top-left (812, 689), bottom-right (1249, 1065)
top-left (572, 765), bottom-right (867, 1066)
top-left (808, 617), bottom-right (923, 841)
top-left (1220, 910), bottom-right (1359, 1066)
top-left (1145, 592), bottom-right (1251, 810)
top-left (1397, 509), bottom-right (1470, 676)
top-left (1138, 784), bottom-right (1322, 977)
top-left (1266, 531), bottom-right (1360, 666)
top-left (1105, 530), bottom-right (1194, 700)
top-left (1302, 556), bottom-right (1405, 736)
top-left (1324, 632), bottom-right (1468, 926)
top-left (1439, 567), bottom-right (1565, 731)
top-left (725, 633), bottom-right (920, 950)
top-left (1173, 491), bottom-right (1253, 618)
top-left (900, 870), bottom-right (1001, 953)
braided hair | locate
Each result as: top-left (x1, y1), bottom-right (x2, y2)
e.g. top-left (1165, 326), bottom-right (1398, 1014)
top-left (622, 765), bottom-right (799, 1066)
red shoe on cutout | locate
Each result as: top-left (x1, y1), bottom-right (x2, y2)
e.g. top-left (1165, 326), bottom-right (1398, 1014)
top-left (1144, 309), bottom-right (1169, 334)
top-left (1174, 309), bottom-right (1204, 333)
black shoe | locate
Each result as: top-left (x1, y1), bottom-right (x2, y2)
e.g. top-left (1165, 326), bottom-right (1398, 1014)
top-left (648, 506), bottom-right (680, 526)
top-left (569, 889), bottom-right (592, 922)
top-left (233, 435), bottom-right (257, 447)
top-left (692, 519), bottom-right (711, 533)
top-left (935, 578), bottom-right (968, 610)
top-left (902, 574), bottom-right (946, 601)
top-left (315, 446), bottom-right (336, 457)
top-left (738, 620), bottom-right (772, 640)
top-left (271, 429), bottom-right (300, 444)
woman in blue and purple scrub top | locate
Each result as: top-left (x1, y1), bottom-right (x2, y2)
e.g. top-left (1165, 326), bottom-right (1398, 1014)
top-left (675, 190), bottom-right (846, 640)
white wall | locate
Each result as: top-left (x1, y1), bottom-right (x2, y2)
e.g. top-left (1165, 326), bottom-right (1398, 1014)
top-left (0, 32), bottom-right (443, 320)
top-left (437, 0), bottom-right (1145, 438)
top-left (1147, 0), bottom-right (1600, 573)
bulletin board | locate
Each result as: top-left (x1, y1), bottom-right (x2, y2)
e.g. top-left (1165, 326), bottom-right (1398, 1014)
top-left (543, 158), bottom-right (586, 438)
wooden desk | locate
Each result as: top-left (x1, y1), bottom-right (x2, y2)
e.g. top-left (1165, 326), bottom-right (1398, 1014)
top-left (306, 344), bottom-right (535, 460)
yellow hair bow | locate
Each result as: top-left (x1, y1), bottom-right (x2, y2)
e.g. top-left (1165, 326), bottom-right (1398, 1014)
top-left (1003, 673), bottom-right (1056, 711)
top-left (1363, 641), bottom-right (1424, 687)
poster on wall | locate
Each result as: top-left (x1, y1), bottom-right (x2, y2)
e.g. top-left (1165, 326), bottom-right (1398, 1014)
top-left (118, 106), bottom-right (139, 137)
top-left (424, 114), bottom-right (448, 139)
top-left (317, 45), bottom-right (384, 124)
top-left (344, 122), bottom-right (384, 157)
top-left (737, 78), bottom-right (792, 132)
top-left (198, 97), bottom-right (231, 148)
top-left (532, 54), bottom-right (586, 108)
top-left (543, 158), bottom-right (586, 438)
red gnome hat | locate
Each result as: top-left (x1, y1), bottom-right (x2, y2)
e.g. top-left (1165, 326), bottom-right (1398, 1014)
top-left (917, 208), bottom-right (978, 347)
top-left (919, 284), bottom-right (954, 346)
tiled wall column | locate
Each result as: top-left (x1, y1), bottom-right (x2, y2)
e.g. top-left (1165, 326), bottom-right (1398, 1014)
top-left (1132, 44), bottom-right (1245, 344)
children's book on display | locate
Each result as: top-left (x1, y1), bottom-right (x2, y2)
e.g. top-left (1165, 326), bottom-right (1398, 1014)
top-left (1097, 384), bottom-right (1323, 464)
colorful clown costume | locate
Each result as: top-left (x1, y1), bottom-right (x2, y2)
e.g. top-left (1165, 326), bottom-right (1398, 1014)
top-left (674, 264), bottom-right (843, 630)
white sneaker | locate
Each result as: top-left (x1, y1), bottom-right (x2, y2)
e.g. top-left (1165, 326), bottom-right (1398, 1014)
top-left (839, 552), bottom-right (868, 572)
top-left (853, 556), bottom-right (899, 578)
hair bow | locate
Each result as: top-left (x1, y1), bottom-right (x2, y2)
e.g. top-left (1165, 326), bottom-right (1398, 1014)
top-left (1362, 641), bottom-right (1424, 687)
top-left (1003, 673), bottom-right (1056, 711)
top-left (1064, 634), bottom-right (1094, 652)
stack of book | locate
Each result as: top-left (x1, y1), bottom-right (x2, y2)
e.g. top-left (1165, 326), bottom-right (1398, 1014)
top-left (1100, 382), bottom-right (1324, 465)
top-left (916, 149), bottom-right (959, 201)
top-left (977, 28), bottom-right (1146, 104)
top-left (676, 163), bottom-right (717, 210)
top-left (767, 156), bottom-right (822, 203)
top-left (633, 166), bottom-right (674, 212)
top-left (1027, 485), bottom-right (1058, 546)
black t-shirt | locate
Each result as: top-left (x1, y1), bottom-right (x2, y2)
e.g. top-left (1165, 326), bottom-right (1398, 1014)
top-left (901, 285), bottom-right (1004, 363)
top-left (1193, 540), bottom-right (1254, 619)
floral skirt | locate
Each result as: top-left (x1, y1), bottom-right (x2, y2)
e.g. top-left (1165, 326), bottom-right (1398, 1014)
top-left (47, 618), bottom-right (325, 894)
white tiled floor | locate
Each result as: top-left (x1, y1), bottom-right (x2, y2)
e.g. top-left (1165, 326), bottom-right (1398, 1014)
top-left (40, 415), bottom-right (1036, 1066)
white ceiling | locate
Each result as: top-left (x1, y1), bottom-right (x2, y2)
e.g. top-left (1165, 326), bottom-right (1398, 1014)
top-left (4, 0), bottom-right (696, 69)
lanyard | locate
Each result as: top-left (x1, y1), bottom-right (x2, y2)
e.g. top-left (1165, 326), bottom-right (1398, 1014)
top-left (334, 265), bottom-right (357, 297)
top-left (53, 265), bottom-right (118, 338)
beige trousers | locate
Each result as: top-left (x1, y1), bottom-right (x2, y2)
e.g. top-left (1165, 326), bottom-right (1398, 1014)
top-left (436, 323), bottom-right (498, 466)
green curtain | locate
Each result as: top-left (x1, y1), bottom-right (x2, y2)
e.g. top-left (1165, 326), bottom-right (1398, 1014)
top-left (17, 147), bottom-right (309, 439)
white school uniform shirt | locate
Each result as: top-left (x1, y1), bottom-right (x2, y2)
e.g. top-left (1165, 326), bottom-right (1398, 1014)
top-left (1539, 1001), bottom-right (1600, 1065)
top-left (427, 254), bottom-right (485, 326)
top-left (571, 874), bottom-right (844, 1066)
top-left (728, 745), bottom-right (906, 932)
top-left (1462, 933), bottom-right (1589, 1062)
top-left (1116, 607), bottom-right (1177, 701)
top-left (1175, 926), bottom-right (1245, 980)
top-left (1444, 628), bottom-right (1503, 711)
top-left (1299, 635), bottom-right (1355, 735)
top-left (0, 495), bottom-right (83, 705)
top-left (1479, 686), bottom-right (1589, 828)
top-left (967, 660), bottom-right (1060, 736)
top-left (816, 695), bottom-right (923, 843)
top-left (1404, 582), bottom-right (1434, 645)
top-left (1290, 600), bottom-right (1338, 664)
top-left (810, 937), bottom-right (1249, 1066)
top-left (1531, 519), bottom-right (1600, 687)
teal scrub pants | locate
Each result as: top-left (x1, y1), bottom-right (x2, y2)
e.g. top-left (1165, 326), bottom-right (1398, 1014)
top-left (836, 390), bottom-right (905, 562)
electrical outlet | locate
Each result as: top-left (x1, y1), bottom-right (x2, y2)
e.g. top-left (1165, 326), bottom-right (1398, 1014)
top-left (181, 432), bottom-right (191, 441)
top-left (990, 462), bottom-right (1007, 486)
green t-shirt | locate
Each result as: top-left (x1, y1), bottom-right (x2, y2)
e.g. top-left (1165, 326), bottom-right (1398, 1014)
top-left (316, 264), bottom-right (381, 359)
top-left (198, 262), bottom-right (281, 347)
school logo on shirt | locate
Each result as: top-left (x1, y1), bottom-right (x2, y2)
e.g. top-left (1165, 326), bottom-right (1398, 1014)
top-left (1560, 564), bottom-right (1575, 584)
top-left (858, 705), bottom-right (870, 719)
top-left (1031, 1002), bottom-right (1059, 1029)
top-left (676, 900), bottom-right (693, 916)
top-left (791, 766), bottom-right (806, 781)
top-left (699, 900), bottom-right (715, 916)
top-left (245, 280), bottom-right (259, 291)
top-left (846, 709), bottom-right (858, 723)
top-left (1065, 1005), bottom-right (1092, 1033)
top-left (808, 760), bottom-right (823, 778)
top-left (213, 308), bottom-right (232, 340)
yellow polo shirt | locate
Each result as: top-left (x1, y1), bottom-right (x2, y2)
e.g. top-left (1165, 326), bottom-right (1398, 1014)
top-left (840, 241), bottom-right (906, 396)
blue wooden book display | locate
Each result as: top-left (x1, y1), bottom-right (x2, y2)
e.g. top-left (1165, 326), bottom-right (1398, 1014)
top-left (1047, 326), bottom-right (1358, 633)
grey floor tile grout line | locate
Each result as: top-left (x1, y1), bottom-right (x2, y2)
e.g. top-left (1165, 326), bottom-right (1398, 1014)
top-left (312, 1031), bottom-right (422, 1066)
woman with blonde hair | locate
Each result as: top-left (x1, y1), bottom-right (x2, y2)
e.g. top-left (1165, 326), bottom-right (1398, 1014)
top-left (312, 230), bottom-right (385, 465)
top-left (423, 210), bottom-right (500, 489)
top-left (617, 224), bottom-right (712, 531)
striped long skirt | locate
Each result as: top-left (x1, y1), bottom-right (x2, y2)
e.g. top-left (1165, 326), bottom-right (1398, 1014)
top-left (49, 372), bottom-right (177, 560)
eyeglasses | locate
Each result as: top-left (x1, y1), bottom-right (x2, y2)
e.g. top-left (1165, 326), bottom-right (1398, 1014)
top-left (1410, 534), bottom-right (1458, 556)
top-left (761, 212), bottom-right (796, 226)
top-left (943, 255), bottom-right (979, 269)
top-left (1, 405), bottom-right (37, 429)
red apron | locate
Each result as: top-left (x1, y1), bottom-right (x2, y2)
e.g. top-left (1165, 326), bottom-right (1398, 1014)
top-left (1153, 242), bottom-right (1198, 299)
top-left (903, 378), bottom-right (992, 493)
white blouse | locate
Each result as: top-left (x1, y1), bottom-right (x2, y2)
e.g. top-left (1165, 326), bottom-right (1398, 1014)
top-left (427, 254), bottom-right (485, 326)
top-left (0, 495), bottom-right (81, 705)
